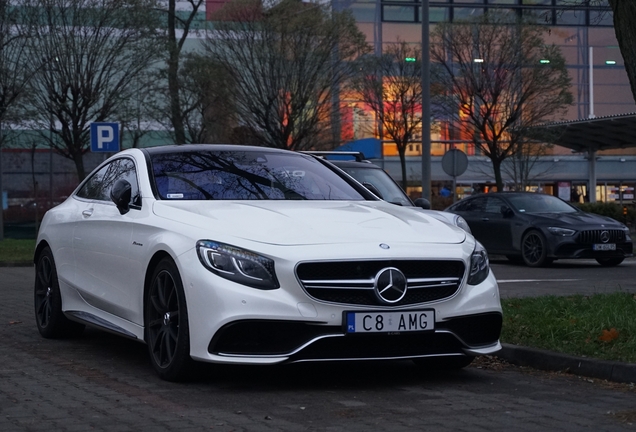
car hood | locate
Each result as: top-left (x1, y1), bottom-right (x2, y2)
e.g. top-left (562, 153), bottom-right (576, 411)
top-left (531, 211), bottom-right (626, 228)
top-left (152, 200), bottom-right (466, 246)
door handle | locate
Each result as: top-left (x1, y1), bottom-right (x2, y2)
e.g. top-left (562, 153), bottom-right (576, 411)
top-left (82, 209), bottom-right (94, 217)
top-left (481, 217), bottom-right (490, 221)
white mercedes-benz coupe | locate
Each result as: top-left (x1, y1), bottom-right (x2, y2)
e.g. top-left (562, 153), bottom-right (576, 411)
top-left (35, 145), bottom-right (502, 381)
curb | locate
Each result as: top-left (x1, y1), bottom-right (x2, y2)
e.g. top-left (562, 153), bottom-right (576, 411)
top-left (496, 343), bottom-right (636, 384)
top-left (0, 261), bottom-right (32, 267)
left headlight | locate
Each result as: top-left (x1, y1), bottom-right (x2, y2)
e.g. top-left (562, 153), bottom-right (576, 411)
top-left (453, 215), bottom-right (472, 234)
top-left (467, 241), bottom-right (489, 286)
top-left (196, 240), bottom-right (279, 290)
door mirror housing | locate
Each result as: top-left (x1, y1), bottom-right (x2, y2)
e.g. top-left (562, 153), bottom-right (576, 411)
top-left (110, 179), bottom-right (132, 215)
top-left (500, 205), bottom-right (514, 217)
top-left (414, 198), bottom-right (431, 209)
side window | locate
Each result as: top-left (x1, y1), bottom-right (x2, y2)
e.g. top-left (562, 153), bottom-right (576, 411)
top-left (484, 197), bottom-right (505, 214)
top-left (76, 164), bottom-right (111, 201)
top-left (463, 197), bottom-right (486, 212)
top-left (76, 158), bottom-right (140, 206)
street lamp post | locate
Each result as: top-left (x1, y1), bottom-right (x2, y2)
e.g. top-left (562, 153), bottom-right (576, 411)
top-left (588, 46), bottom-right (597, 203)
top-left (421, 0), bottom-right (431, 201)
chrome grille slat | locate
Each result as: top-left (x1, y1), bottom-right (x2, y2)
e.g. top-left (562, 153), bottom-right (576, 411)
top-left (303, 284), bottom-right (374, 290)
top-left (577, 229), bottom-right (625, 244)
top-left (408, 282), bottom-right (461, 289)
top-left (296, 260), bottom-right (466, 307)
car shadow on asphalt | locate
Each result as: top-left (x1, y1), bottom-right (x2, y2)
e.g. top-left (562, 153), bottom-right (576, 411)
top-left (69, 328), bottom-right (486, 389)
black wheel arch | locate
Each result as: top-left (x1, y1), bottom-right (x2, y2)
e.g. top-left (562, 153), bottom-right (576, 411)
top-left (143, 251), bottom-right (179, 341)
top-left (34, 240), bottom-right (51, 265)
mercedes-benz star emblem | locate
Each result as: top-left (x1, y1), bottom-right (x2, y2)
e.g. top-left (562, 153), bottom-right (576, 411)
top-left (600, 230), bottom-right (610, 243)
top-left (374, 267), bottom-right (407, 304)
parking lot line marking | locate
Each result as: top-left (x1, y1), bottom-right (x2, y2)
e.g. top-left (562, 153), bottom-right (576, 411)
top-left (497, 279), bottom-right (581, 283)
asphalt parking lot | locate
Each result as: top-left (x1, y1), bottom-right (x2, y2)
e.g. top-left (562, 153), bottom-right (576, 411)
top-left (1, 264), bottom-right (635, 432)
top-left (491, 256), bottom-right (636, 298)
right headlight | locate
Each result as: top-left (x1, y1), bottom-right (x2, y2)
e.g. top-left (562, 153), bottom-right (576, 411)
top-left (547, 226), bottom-right (576, 236)
top-left (467, 241), bottom-right (489, 286)
top-left (196, 240), bottom-right (279, 290)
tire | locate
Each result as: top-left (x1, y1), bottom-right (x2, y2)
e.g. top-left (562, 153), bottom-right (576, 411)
top-left (521, 230), bottom-right (552, 267)
top-left (34, 246), bottom-right (85, 338)
top-left (595, 257), bottom-right (624, 267)
top-left (145, 258), bottom-right (193, 381)
top-left (413, 355), bottom-right (474, 370)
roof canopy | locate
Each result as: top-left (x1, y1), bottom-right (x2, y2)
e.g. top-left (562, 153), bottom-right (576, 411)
top-left (537, 113), bottom-right (636, 153)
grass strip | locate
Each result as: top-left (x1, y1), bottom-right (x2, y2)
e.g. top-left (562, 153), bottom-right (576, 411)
top-left (501, 292), bottom-right (636, 364)
top-left (0, 238), bottom-right (36, 263)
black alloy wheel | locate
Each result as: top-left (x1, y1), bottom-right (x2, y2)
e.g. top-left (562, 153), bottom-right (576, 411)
top-left (412, 355), bottom-right (475, 370)
top-left (146, 258), bottom-right (193, 381)
top-left (521, 230), bottom-right (552, 267)
top-left (34, 246), bottom-right (85, 338)
top-left (595, 257), bottom-right (625, 267)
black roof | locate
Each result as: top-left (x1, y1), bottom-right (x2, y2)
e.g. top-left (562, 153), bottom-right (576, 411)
top-left (140, 144), bottom-right (296, 155)
top-left (534, 113), bottom-right (636, 153)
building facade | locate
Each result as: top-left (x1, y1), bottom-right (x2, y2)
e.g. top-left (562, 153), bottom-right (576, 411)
top-left (2, 0), bottom-right (635, 215)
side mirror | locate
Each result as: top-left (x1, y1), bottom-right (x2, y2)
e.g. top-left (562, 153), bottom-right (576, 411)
top-left (500, 205), bottom-right (513, 217)
top-left (110, 179), bottom-right (132, 215)
top-left (362, 182), bottom-right (384, 200)
top-left (414, 198), bottom-right (431, 210)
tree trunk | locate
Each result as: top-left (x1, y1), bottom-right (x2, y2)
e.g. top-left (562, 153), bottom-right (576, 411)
top-left (609, 0), bottom-right (636, 103)
top-left (168, 0), bottom-right (186, 144)
top-left (398, 145), bottom-right (408, 191)
top-left (72, 152), bottom-right (86, 183)
top-left (492, 158), bottom-right (504, 192)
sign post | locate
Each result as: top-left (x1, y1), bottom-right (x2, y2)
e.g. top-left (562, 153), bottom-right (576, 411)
top-left (441, 149), bottom-right (468, 203)
top-left (90, 122), bottom-right (120, 153)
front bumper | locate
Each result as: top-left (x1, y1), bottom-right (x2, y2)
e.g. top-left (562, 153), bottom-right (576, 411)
top-left (552, 241), bottom-right (633, 259)
top-left (209, 312), bottom-right (502, 362)
top-left (178, 240), bottom-right (502, 364)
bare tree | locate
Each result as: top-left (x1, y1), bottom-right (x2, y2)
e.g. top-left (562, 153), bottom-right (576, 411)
top-left (500, 141), bottom-right (555, 191)
top-left (162, 0), bottom-right (205, 144)
top-left (0, 2), bottom-right (32, 128)
top-left (352, 40), bottom-right (422, 190)
top-left (0, 2), bottom-right (36, 239)
top-left (203, 0), bottom-right (369, 151)
top-left (118, 70), bottom-right (161, 149)
top-left (177, 53), bottom-right (236, 144)
top-left (430, 12), bottom-right (573, 192)
top-left (23, 0), bottom-right (163, 181)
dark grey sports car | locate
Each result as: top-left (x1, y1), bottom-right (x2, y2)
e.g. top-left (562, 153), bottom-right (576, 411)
top-left (445, 192), bottom-right (633, 267)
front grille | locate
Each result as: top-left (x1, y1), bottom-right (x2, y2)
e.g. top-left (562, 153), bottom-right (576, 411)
top-left (577, 229), bottom-right (626, 244)
top-left (296, 260), bottom-right (465, 306)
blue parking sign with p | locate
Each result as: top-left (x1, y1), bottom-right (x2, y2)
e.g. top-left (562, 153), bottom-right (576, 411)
top-left (90, 122), bottom-right (120, 152)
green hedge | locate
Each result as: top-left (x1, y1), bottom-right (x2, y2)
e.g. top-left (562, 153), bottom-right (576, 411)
top-left (574, 202), bottom-right (635, 231)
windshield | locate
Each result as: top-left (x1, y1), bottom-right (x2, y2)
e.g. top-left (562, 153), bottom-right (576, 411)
top-left (150, 150), bottom-right (365, 201)
top-left (339, 166), bottom-right (412, 206)
top-left (506, 194), bottom-right (578, 214)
